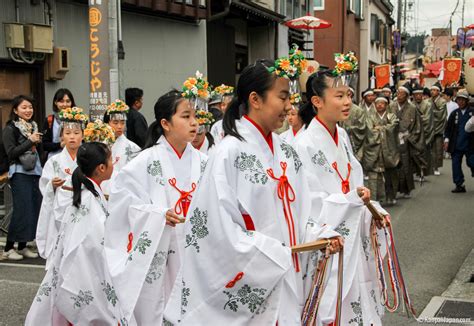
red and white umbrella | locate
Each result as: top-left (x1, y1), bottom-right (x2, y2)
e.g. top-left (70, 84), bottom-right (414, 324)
top-left (285, 15), bottom-right (332, 30)
top-left (466, 24), bottom-right (474, 30)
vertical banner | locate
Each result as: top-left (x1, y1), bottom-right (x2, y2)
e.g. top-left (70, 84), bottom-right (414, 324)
top-left (442, 58), bottom-right (462, 87)
top-left (89, 0), bottom-right (110, 121)
top-left (374, 64), bottom-right (391, 89)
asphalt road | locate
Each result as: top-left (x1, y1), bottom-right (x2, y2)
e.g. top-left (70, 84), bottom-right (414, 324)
top-left (0, 160), bottom-right (473, 325)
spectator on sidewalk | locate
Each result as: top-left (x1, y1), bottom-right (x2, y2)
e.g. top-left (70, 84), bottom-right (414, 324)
top-left (125, 87), bottom-right (148, 148)
top-left (2, 95), bottom-right (43, 260)
top-left (444, 90), bottom-right (474, 193)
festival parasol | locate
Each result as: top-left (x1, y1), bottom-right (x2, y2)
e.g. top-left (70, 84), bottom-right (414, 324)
top-left (285, 15), bottom-right (332, 29)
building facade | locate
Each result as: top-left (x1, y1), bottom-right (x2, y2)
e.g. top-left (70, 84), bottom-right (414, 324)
top-left (424, 28), bottom-right (456, 62)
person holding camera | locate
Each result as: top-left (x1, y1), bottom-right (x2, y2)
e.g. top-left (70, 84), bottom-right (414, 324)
top-left (2, 95), bottom-right (43, 260)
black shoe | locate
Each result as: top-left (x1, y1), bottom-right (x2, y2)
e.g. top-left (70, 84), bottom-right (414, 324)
top-left (451, 185), bottom-right (466, 193)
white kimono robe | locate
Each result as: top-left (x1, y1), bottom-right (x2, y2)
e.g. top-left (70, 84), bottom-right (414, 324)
top-left (164, 117), bottom-right (338, 325)
top-left (279, 126), bottom-right (305, 146)
top-left (295, 117), bottom-right (387, 326)
top-left (104, 137), bottom-right (207, 325)
top-left (210, 120), bottom-right (225, 145)
top-left (102, 134), bottom-right (140, 196)
top-left (26, 183), bottom-right (123, 325)
top-left (37, 148), bottom-right (77, 265)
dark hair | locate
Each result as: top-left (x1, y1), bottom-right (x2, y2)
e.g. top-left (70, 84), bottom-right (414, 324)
top-left (223, 59), bottom-right (277, 141)
top-left (299, 69), bottom-right (334, 127)
top-left (52, 88), bottom-right (76, 113)
top-left (125, 88), bottom-right (144, 108)
top-left (443, 88), bottom-right (454, 97)
top-left (143, 90), bottom-right (183, 149)
top-left (9, 95), bottom-right (36, 122)
top-left (205, 132), bottom-right (215, 148)
top-left (72, 142), bottom-right (111, 208)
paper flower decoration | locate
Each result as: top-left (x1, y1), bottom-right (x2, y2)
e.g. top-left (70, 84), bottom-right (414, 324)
top-left (267, 44), bottom-right (308, 80)
top-left (58, 107), bottom-right (88, 128)
top-left (196, 109), bottom-right (215, 126)
top-left (212, 84), bottom-right (234, 97)
top-left (83, 119), bottom-right (116, 145)
top-left (182, 71), bottom-right (211, 100)
top-left (333, 51), bottom-right (358, 76)
top-left (107, 99), bottom-right (129, 115)
top-left (290, 93), bottom-right (302, 105)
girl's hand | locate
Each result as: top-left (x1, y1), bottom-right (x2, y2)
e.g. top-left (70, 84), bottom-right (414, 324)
top-left (29, 132), bottom-right (42, 144)
top-left (328, 236), bottom-right (344, 254)
top-left (165, 209), bottom-right (184, 227)
top-left (357, 186), bottom-right (371, 204)
top-left (52, 177), bottom-right (65, 190)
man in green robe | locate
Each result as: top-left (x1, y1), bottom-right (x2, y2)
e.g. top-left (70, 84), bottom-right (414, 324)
top-left (363, 95), bottom-right (400, 205)
top-left (389, 83), bottom-right (426, 198)
top-left (430, 82), bottom-right (448, 175)
top-left (413, 84), bottom-right (434, 176)
top-left (340, 87), bottom-right (368, 161)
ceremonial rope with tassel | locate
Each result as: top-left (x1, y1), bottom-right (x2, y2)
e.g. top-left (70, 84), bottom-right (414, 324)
top-left (267, 162), bottom-right (300, 272)
top-left (371, 216), bottom-right (417, 317)
top-left (168, 178), bottom-right (196, 218)
top-left (302, 243), bottom-right (344, 326)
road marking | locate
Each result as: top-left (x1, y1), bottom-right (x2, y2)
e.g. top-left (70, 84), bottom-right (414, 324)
top-left (0, 262), bottom-right (45, 269)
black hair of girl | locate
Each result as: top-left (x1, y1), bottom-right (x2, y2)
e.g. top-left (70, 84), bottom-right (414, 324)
top-left (143, 89), bottom-right (184, 149)
top-left (53, 88), bottom-right (76, 112)
top-left (205, 132), bottom-right (215, 148)
top-left (9, 95), bottom-right (36, 122)
top-left (72, 142), bottom-right (111, 208)
top-left (299, 69), bottom-right (335, 127)
top-left (223, 59), bottom-right (277, 141)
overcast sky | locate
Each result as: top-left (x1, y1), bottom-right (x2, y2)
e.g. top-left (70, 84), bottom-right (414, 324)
top-left (392, 0), bottom-right (474, 35)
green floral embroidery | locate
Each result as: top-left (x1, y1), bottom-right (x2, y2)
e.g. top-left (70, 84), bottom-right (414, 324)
top-left (370, 289), bottom-right (380, 316)
top-left (343, 143), bottom-right (352, 163)
top-left (223, 284), bottom-right (267, 313)
top-left (181, 280), bottom-right (190, 316)
top-left (145, 251), bottom-right (167, 284)
top-left (185, 208), bottom-right (209, 253)
top-left (362, 236), bottom-right (371, 261)
top-left (71, 204), bottom-right (89, 223)
top-left (127, 231), bottom-right (152, 262)
top-left (101, 281), bottom-right (118, 307)
top-left (311, 150), bottom-right (333, 174)
top-left (200, 160), bottom-right (207, 174)
top-left (335, 221), bottom-right (350, 238)
top-left (234, 152), bottom-right (268, 184)
top-left (280, 142), bottom-right (302, 173)
top-left (124, 145), bottom-right (139, 163)
top-left (71, 290), bottom-right (94, 309)
top-left (163, 318), bottom-right (173, 326)
top-left (120, 318), bottom-right (129, 326)
top-left (52, 160), bottom-right (61, 175)
top-left (36, 283), bottom-right (51, 302)
top-left (147, 160), bottom-right (165, 185)
top-left (348, 296), bottom-right (363, 325)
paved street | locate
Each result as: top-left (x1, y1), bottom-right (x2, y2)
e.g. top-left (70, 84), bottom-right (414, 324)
top-left (0, 160), bottom-right (473, 325)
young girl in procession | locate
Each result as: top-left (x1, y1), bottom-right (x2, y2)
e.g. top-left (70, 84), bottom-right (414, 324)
top-left (294, 53), bottom-right (392, 325)
top-left (191, 109), bottom-right (215, 155)
top-left (164, 55), bottom-right (343, 325)
top-left (101, 99), bottom-right (141, 196)
top-left (280, 93), bottom-right (305, 146)
top-left (26, 140), bottom-right (123, 325)
top-left (209, 84), bottom-right (234, 144)
top-left (36, 107), bottom-right (87, 268)
top-left (104, 87), bottom-right (208, 325)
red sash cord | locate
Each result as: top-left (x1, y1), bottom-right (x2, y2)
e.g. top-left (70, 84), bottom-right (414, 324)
top-left (168, 178), bottom-right (196, 218)
top-left (332, 162), bottom-right (351, 194)
top-left (267, 162), bottom-right (299, 272)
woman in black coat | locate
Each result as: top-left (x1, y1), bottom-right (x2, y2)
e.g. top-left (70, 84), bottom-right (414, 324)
top-left (2, 95), bottom-right (43, 261)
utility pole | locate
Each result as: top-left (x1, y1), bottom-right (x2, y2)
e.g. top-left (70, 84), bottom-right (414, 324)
top-left (461, 0), bottom-right (466, 27)
top-left (397, 0), bottom-right (402, 31)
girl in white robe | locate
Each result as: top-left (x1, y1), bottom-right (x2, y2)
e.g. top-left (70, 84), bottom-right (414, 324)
top-left (295, 69), bottom-right (389, 326)
top-left (210, 119), bottom-right (224, 144)
top-left (37, 117), bottom-right (84, 268)
top-left (101, 100), bottom-right (141, 196)
top-left (164, 60), bottom-right (342, 325)
top-left (104, 90), bottom-right (207, 325)
top-left (192, 110), bottom-right (215, 155)
top-left (26, 142), bottom-right (123, 325)
top-left (280, 106), bottom-right (305, 146)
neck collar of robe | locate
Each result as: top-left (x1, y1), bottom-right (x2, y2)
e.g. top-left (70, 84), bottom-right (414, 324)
top-left (315, 115), bottom-right (338, 146)
top-left (243, 115), bottom-right (273, 154)
top-left (87, 177), bottom-right (102, 190)
top-left (197, 136), bottom-right (206, 151)
top-left (292, 127), bottom-right (300, 137)
top-left (164, 136), bottom-right (187, 159)
top-left (377, 111), bottom-right (387, 119)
